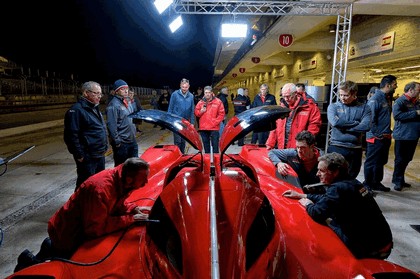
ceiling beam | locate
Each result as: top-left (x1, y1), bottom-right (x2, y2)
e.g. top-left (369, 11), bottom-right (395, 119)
top-left (172, 1), bottom-right (351, 16)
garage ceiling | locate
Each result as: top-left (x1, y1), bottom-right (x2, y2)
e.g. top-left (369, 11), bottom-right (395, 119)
top-left (213, 0), bottom-right (420, 87)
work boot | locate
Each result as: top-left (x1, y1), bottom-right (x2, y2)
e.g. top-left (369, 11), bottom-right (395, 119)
top-left (394, 184), bottom-right (402, 191)
top-left (402, 182), bottom-right (411, 188)
top-left (36, 237), bottom-right (52, 260)
top-left (373, 183), bottom-right (391, 192)
top-left (14, 249), bottom-right (38, 272)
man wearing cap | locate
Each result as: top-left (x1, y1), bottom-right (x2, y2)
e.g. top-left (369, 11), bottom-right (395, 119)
top-left (233, 87), bottom-right (251, 146)
top-left (64, 81), bottom-right (108, 191)
top-left (106, 79), bottom-right (138, 166)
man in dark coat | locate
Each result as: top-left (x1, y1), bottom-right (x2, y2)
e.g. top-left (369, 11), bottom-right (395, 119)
top-left (64, 81), bottom-right (108, 191)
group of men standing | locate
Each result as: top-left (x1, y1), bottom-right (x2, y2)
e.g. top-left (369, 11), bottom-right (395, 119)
top-left (267, 76), bottom-right (419, 260)
top-left (64, 79), bottom-right (139, 191)
top-left (15, 76), bottom-right (419, 272)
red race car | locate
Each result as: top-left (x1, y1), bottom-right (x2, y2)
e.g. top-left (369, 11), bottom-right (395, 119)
top-left (8, 107), bottom-right (419, 279)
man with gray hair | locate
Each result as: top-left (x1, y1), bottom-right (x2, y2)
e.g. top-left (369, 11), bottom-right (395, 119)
top-left (64, 81), bottom-right (108, 191)
top-left (266, 83), bottom-right (321, 150)
top-left (283, 152), bottom-right (393, 259)
top-left (194, 86), bottom-right (225, 153)
top-left (251, 83), bottom-right (277, 144)
top-left (392, 81), bottom-right (420, 191)
top-left (168, 78), bottom-right (195, 154)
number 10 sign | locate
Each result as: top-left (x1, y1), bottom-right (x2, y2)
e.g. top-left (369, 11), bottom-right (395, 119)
top-left (278, 34), bottom-right (293, 48)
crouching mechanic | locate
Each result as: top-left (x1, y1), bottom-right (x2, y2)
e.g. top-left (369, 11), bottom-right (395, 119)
top-left (282, 152), bottom-right (393, 259)
top-left (14, 157), bottom-right (151, 272)
top-left (268, 130), bottom-right (322, 188)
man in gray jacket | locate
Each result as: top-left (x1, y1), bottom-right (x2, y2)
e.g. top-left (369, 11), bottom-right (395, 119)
top-left (363, 75), bottom-right (397, 192)
top-left (106, 79), bottom-right (138, 166)
top-left (392, 81), bottom-right (420, 191)
top-left (168, 78), bottom-right (195, 154)
top-left (327, 80), bottom-right (371, 179)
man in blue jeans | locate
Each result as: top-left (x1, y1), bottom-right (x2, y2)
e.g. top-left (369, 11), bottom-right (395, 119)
top-left (168, 78), bottom-right (195, 154)
top-left (363, 75), bottom-right (397, 192)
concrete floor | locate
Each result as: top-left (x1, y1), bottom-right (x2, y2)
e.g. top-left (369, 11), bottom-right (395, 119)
top-left (0, 119), bottom-right (419, 278)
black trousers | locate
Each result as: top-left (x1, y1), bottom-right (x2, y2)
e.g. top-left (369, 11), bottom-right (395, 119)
top-left (392, 139), bottom-right (418, 186)
top-left (363, 138), bottom-right (391, 186)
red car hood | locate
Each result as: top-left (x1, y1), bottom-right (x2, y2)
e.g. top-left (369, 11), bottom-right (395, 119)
top-left (130, 106), bottom-right (291, 154)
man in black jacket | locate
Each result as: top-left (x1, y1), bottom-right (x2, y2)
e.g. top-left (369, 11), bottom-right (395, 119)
top-left (217, 87), bottom-right (229, 136)
top-left (64, 81), bottom-right (108, 191)
top-left (233, 88), bottom-right (251, 145)
top-left (283, 152), bottom-right (393, 259)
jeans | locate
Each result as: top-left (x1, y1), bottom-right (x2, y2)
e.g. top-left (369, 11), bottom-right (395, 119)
top-left (173, 132), bottom-right (186, 154)
top-left (75, 155), bottom-right (105, 191)
top-left (112, 141), bottom-right (139, 167)
top-left (363, 138), bottom-right (391, 186)
top-left (392, 139), bottom-right (418, 185)
top-left (251, 131), bottom-right (269, 145)
top-left (219, 120), bottom-right (225, 138)
top-left (327, 145), bottom-right (363, 180)
top-left (200, 130), bottom-right (220, 153)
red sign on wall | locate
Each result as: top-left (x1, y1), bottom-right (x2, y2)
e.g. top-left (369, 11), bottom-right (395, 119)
top-left (232, 73), bottom-right (237, 78)
top-left (239, 68), bottom-right (246, 73)
top-left (251, 57), bottom-right (260, 63)
top-left (278, 34), bottom-right (293, 48)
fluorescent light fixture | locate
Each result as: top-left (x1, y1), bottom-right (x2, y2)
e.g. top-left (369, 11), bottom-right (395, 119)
top-left (221, 23), bottom-right (248, 38)
top-left (399, 65), bottom-right (420, 70)
top-left (154, 0), bottom-right (173, 14)
top-left (169, 16), bottom-right (183, 33)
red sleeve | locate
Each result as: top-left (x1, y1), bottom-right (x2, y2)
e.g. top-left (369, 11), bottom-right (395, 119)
top-left (266, 129), bottom-right (277, 148)
top-left (195, 101), bottom-right (204, 117)
top-left (307, 105), bottom-right (322, 136)
top-left (81, 184), bottom-right (134, 238)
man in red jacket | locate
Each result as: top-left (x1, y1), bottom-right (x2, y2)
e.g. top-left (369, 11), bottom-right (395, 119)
top-left (14, 157), bottom-right (150, 272)
top-left (266, 83), bottom-right (322, 150)
top-left (195, 85), bottom-right (225, 153)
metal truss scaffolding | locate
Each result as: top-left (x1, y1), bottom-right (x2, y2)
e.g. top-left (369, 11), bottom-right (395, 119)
top-left (172, 0), bottom-right (353, 149)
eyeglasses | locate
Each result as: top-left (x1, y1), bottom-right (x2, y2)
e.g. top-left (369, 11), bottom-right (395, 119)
top-left (87, 90), bottom-right (102, 96)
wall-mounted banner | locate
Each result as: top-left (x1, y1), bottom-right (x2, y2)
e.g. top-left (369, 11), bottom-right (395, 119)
top-left (299, 58), bottom-right (317, 72)
top-left (278, 34), bottom-right (293, 48)
top-left (349, 31), bottom-right (395, 60)
top-left (251, 57), bottom-right (260, 63)
top-left (239, 68), bottom-right (246, 73)
top-left (232, 73), bottom-right (237, 78)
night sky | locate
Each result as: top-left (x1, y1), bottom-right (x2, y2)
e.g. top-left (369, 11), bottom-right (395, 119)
top-left (0, 0), bottom-right (221, 89)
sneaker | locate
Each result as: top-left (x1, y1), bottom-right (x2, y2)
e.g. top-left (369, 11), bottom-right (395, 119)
top-left (394, 184), bottom-right (402, 191)
top-left (373, 183), bottom-right (391, 192)
top-left (14, 249), bottom-right (38, 272)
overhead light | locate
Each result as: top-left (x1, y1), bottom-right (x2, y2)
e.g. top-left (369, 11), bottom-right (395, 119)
top-left (329, 24), bottom-right (336, 33)
top-left (221, 23), bottom-right (248, 38)
top-left (399, 65), bottom-right (420, 70)
top-left (169, 15), bottom-right (183, 33)
top-left (286, 51), bottom-right (291, 55)
top-left (250, 34), bottom-right (257, 46)
top-left (154, 0), bottom-right (173, 14)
